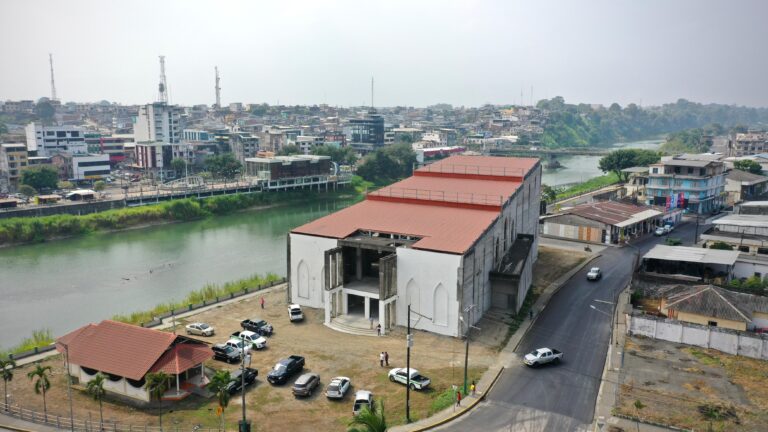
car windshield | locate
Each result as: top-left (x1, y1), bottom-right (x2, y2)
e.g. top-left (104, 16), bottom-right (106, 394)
top-left (273, 364), bottom-right (286, 372)
top-left (199, 323), bottom-right (210, 329)
top-left (255, 320), bottom-right (266, 326)
top-left (528, 350), bottom-right (540, 357)
top-left (328, 384), bottom-right (339, 392)
top-left (590, 268), bottom-right (599, 272)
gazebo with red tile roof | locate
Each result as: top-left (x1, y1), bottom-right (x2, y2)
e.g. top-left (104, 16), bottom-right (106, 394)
top-left (56, 320), bottom-right (213, 403)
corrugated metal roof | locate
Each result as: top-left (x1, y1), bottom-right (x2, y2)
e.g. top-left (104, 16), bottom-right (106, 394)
top-left (416, 155), bottom-right (539, 179)
top-left (292, 200), bottom-right (499, 254)
top-left (564, 201), bottom-right (662, 226)
top-left (642, 245), bottom-right (740, 266)
top-left (369, 176), bottom-right (520, 209)
top-left (666, 285), bottom-right (751, 323)
top-left (714, 214), bottom-right (768, 228)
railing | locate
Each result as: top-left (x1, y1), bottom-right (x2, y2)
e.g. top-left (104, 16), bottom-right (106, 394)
top-left (417, 163), bottom-right (525, 178)
top-left (0, 401), bottom-right (218, 432)
top-left (368, 187), bottom-right (504, 207)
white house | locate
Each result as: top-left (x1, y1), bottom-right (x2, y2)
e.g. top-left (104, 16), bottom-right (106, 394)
top-left (288, 155), bottom-right (541, 337)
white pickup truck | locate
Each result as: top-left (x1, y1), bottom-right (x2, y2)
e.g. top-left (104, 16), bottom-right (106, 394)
top-left (523, 347), bottom-right (563, 367)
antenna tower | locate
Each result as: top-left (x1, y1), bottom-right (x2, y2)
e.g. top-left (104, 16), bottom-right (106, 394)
top-left (214, 66), bottom-right (221, 109)
top-left (157, 55), bottom-right (168, 103)
top-left (49, 53), bottom-right (58, 101)
top-left (371, 76), bottom-right (374, 110)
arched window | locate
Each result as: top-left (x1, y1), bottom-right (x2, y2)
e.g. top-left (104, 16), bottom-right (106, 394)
top-left (433, 283), bottom-right (448, 326)
top-left (406, 278), bottom-right (419, 314)
top-left (297, 260), bottom-right (309, 299)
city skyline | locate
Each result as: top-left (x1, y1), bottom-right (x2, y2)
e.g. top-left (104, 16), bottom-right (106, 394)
top-left (1, 0), bottom-right (768, 108)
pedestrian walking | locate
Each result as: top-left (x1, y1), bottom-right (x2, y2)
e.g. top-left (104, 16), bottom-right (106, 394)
top-left (384, 351), bottom-right (389, 366)
top-left (260, 297), bottom-right (265, 309)
top-left (379, 352), bottom-right (385, 367)
top-left (529, 309), bottom-right (533, 320)
top-left (376, 323), bottom-right (381, 336)
top-left (470, 381), bottom-right (476, 396)
top-left (456, 390), bottom-right (462, 407)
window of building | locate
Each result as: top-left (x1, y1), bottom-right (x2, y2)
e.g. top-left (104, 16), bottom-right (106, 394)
top-left (707, 321), bottom-right (718, 327)
top-left (56, 131), bottom-right (66, 138)
top-left (674, 166), bottom-right (681, 174)
top-left (652, 168), bottom-right (658, 174)
top-left (758, 247), bottom-right (768, 255)
top-left (687, 167), bottom-right (693, 174)
top-left (755, 272), bottom-right (762, 278)
top-left (46, 131), bottom-right (54, 136)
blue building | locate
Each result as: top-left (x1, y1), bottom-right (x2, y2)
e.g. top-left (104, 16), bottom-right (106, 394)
top-left (646, 155), bottom-right (726, 214)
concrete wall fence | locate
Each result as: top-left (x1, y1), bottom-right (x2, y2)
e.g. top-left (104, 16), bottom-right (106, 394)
top-left (627, 313), bottom-right (768, 360)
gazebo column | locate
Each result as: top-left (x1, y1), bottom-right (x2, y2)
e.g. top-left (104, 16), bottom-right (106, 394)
top-left (176, 374), bottom-right (180, 395)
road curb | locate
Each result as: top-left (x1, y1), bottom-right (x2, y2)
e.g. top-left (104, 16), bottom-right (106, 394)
top-left (0, 422), bottom-right (37, 432)
top-left (410, 367), bottom-right (505, 432)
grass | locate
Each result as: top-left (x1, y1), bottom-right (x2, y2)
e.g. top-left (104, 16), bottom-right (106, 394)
top-left (554, 172), bottom-right (621, 200)
top-left (685, 348), bottom-right (721, 367)
top-left (505, 290), bottom-right (539, 343)
top-left (0, 329), bottom-right (54, 358)
top-left (111, 272), bottom-right (282, 326)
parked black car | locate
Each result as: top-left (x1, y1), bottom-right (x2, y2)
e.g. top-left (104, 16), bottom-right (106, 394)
top-left (267, 355), bottom-right (305, 385)
top-left (212, 344), bottom-right (241, 364)
top-left (226, 367), bottom-right (258, 395)
top-left (241, 318), bottom-right (274, 336)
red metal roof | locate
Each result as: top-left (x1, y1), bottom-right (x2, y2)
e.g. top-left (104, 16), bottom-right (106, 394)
top-left (369, 175), bottom-right (521, 210)
top-left (56, 320), bottom-right (203, 380)
top-left (150, 343), bottom-right (213, 375)
top-left (416, 155), bottom-right (539, 181)
top-left (293, 155), bottom-right (539, 254)
top-left (292, 199), bottom-right (500, 254)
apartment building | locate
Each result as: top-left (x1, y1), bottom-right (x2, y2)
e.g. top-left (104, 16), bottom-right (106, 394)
top-left (732, 132), bottom-right (768, 157)
top-left (0, 143), bottom-right (28, 192)
top-left (646, 154), bottom-right (726, 214)
top-left (25, 123), bottom-right (87, 156)
top-left (133, 103), bottom-right (184, 144)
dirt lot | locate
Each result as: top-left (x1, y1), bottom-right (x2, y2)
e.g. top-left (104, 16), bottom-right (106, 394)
top-left (8, 287), bottom-right (496, 431)
top-left (7, 245), bottom-right (584, 431)
top-left (616, 336), bottom-right (768, 431)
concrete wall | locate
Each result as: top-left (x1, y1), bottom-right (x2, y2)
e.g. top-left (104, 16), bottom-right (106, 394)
top-left (289, 233), bottom-right (338, 309)
top-left (0, 199), bottom-right (127, 219)
top-left (397, 247), bottom-right (462, 337)
top-left (733, 258), bottom-right (768, 279)
top-left (628, 314), bottom-right (768, 360)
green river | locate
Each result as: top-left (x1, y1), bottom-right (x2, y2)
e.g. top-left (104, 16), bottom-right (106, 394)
top-left (0, 197), bottom-right (358, 349)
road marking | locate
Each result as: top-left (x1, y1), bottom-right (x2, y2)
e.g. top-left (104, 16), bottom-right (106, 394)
top-left (593, 299), bottom-right (613, 304)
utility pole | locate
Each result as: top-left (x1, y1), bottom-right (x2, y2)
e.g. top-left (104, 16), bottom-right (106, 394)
top-left (406, 304), bottom-right (412, 423)
top-left (62, 343), bottom-right (74, 431)
top-left (462, 304), bottom-right (477, 395)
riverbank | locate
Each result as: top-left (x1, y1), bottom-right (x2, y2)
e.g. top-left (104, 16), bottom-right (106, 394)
top-left (0, 189), bottom-right (361, 247)
top-left (554, 172), bottom-right (621, 200)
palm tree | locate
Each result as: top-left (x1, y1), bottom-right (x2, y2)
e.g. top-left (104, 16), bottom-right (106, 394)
top-left (207, 370), bottom-right (232, 432)
top-left (348, 400), bottom-right (387, 432)
top-left (26, 363), bottom-right (52, 421)
top-left (1, 357), bottom-right (16, 411)
top-left (145, 372), bottom-right (170, 432)
top-left (86, 373), bottom-right (107, 431)
top-left (633, 399), bottom-right (646, 432)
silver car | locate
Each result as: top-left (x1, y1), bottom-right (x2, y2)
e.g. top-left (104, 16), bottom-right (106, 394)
top-left (325, 376), bottom-right (351, 399)
top-left (185, 322), bottom-right (215, 336)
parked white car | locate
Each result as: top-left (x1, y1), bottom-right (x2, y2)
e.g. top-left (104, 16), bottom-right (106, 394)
top-left (388, 368), bottom-right (431, 390)
top-left (185, 322), bottom-right (215, 336)
top-left (654, 226), bottom-right (666, 236)
top-left (325, 376), bottom-right (351, 399)
top-left (352, 390), bottom-right (373, 416)
top-left (288, 304), bottom-right (304, 322)
top-left (231, 330), bottom-right (267, 350)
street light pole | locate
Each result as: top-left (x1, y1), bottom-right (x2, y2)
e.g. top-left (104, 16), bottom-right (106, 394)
top-left (406, 304), bottom-right (412, 423)
top-left (462, 304), bottom-right (476, 395)
top-left (62, 343), bottom-right (75, 432)
top-left (237, 336), bottom-right (251, 432)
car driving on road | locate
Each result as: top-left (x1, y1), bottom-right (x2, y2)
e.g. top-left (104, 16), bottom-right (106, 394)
top-left (586, 267), bottom-right (602, 281)
top-left (523, 347), bottom-right (563, 367)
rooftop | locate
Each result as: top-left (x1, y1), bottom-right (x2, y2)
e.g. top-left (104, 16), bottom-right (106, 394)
top-left (664, 284), bottom-right (768, 324)
top-left (560, 201), bottom-right (662, 227)
top-left (726, 169), bottom-right (768, 185)
top-left (415, 155), bottom-right (538, 180)
top-left (713, 214), bottom-right (768, 229)
top-left (642, 245), bottom-right (740, 266)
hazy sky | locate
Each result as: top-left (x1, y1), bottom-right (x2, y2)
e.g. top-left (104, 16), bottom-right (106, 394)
top-left (1, 0), bottom-right (767, 108)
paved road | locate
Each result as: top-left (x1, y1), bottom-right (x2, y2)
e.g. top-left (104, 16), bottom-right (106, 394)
top-left (437, 221), bottom-right (702, 432)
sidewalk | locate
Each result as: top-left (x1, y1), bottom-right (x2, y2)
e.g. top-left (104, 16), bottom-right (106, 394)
top-left (0, 413), bottom-right (58, 432)
top-left (390, 251), bottom-right (602, 432)
top-left (592, 289), bottom-right (676, 432)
